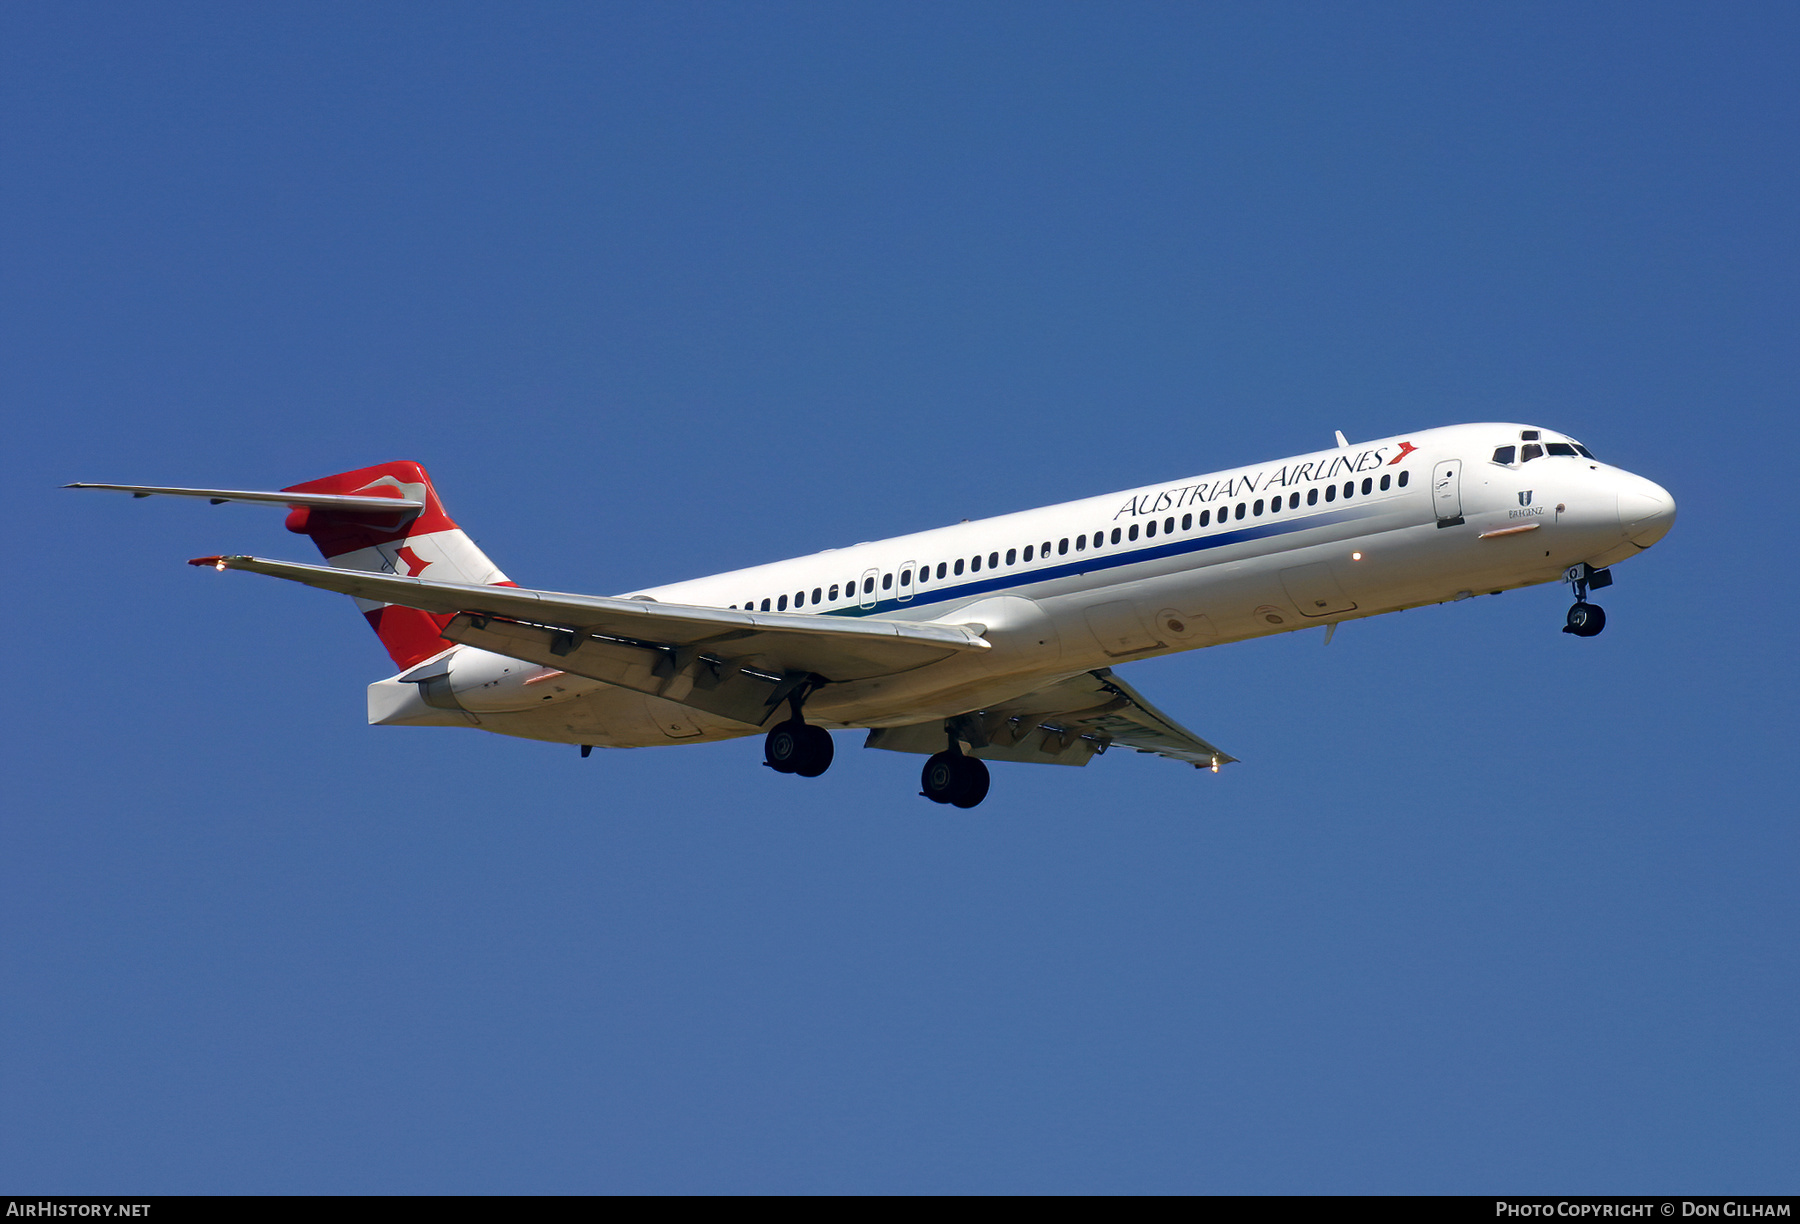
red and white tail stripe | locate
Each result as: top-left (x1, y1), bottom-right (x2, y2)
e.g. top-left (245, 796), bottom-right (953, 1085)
top-left (282, 462), bottom-right (512, 669)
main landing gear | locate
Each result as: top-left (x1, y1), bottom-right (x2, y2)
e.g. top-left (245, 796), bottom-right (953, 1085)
top-left (920, 737), bottom-right (991, 809)
top-left (763, 683), bottom-right (834, 778)
top-left (1562, 563), bottom-right (1613, 638)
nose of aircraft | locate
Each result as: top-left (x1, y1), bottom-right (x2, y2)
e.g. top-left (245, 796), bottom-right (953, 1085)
top-left (1617, 476), bottom-right (1677, 548)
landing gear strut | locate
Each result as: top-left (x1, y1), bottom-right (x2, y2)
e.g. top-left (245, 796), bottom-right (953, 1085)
top-left (1562, 563), bottom-right (1612, 638)
top-left (920, 730), bottom-right (990, 809)
top-left (763, 682), bottom-right (834, 778)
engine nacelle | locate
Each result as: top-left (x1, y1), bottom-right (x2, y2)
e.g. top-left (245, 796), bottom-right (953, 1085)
top-left (416, 647), bottom-right (601, 713)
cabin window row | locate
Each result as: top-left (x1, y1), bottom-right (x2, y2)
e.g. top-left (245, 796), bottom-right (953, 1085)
top-left (728, 470), bottom-right (1410, 610)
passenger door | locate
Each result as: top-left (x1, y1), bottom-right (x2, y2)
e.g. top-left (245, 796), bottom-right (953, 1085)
top-left (1432, 459), bottom-right (1464, 526)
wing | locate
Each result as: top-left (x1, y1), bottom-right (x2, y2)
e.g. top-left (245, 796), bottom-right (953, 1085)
top-left (865, 668), bottom-right (1238, 769)
top-left (193, 554), bottom-right (987, 726)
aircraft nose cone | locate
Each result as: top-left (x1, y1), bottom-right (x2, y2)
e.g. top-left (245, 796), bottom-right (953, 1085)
top-left (1617, 478), bottom-right (1676, 548)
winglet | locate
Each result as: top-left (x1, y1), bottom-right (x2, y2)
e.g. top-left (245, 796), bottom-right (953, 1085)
top-left (188, 555), bottom-right (231, 570)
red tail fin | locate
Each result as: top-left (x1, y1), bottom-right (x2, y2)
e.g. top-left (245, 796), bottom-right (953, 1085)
top-left (282, 461), bottom-right (511, 670)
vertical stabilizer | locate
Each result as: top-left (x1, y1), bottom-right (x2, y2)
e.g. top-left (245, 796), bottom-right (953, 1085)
top-left (281, 461), bottom-right (510, 669)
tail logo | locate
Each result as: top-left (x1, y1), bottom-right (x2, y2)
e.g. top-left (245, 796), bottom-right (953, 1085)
top-left (395, 545), bottom-right (431, 576)
top-left (353, 475), bottom-right (429, 505)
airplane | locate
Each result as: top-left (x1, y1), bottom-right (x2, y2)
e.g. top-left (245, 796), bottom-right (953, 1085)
top-left (71, 422), bottom-right (1675, 808)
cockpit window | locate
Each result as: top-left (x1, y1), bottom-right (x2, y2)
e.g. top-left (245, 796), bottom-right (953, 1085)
top-left (1520, 443), bottom-right (1544, 461)
top-left (1521, 430), bottom-right (1540, 441)
top-left (1492, 445), bottom-right (1516, 464)
top-left (1574, 444), bottom-right (1595, 459)
top-left (1546, 442), bottom-right (1578, 457)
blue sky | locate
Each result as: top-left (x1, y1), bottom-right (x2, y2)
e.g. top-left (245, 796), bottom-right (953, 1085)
top-left (4, 2), bottom-right (1796, 1193)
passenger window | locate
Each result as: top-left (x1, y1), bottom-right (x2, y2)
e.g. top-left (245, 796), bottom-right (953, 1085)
top-left (1521, 444), bottom-right (1543, 461)
top-left (1398, 470), bottom-right (1410, 487)
top-left (1289, 492), bottom-right (1300, 508)
top-left (1145, 520), bottom-right (1157, 538)
top-left (1547, 443), bottom-right (1578, 457)
top-left (1041, 541), bottom-right (1052, 556)
top-left (1308, 488), bottom-right (1319, 505)
top-left (829, 584), bottom-right (839, 600)
top-left (1058, 538), bottom-right (1069, 555)
top-left (1164, 517), bottom-right (1174, 533)
top-left (863, 577), bottom-right (874, 594)
top-left (1128, 523), bottom-right (1139, 541)
top-left (970, 555), bottom-right (981, 572)
top-left (1253, 499), bottom-right (1264, 516)
top-left (1325, 485), bottom-right (1336, 502)
top-left (778, 595), bottom-right (788, 611)
top-left (760, 598), bottom-right (771, 611)
top-left (1379, 474), bottom-right (1390, 491)
top-left (1235, 503), bottom-right (1246, 520)
top-left (882, 574), bottom-right (892, 590)
top-left (1093, 532), bottom-right (1103, 548)
top-left (1111, 527), bottom-right (1122, 544)
top-left (1343, 481), bottom-right (1355, 498)
top-left (899, 571), bottom-right (910, 586)
top-left (1181, 513), bottom-right (1191, 530)
top-left (989, 552), bottom-right (999, 567)
top-left (1199, 509), bottom-right (1210, 526)
top-left (1268, 496), bottom-right (1280, 513)
top-left (1076, 533), bottom-right (1087, 550)
top-left (795, 591), bottom-right (805, 606)
top-left (936, 562), bottom-right (947, 579)
top-left (1361, 477), bottom-right (1372, 495)
top-left (1006, 548), bottom-right (1016, 565)
top-left (1023, 545), bottom-right (1033, 562)
top-left (1492, 445), bottom-right (1516, 464)
top-left (954, 559), bottom-right (964, 575)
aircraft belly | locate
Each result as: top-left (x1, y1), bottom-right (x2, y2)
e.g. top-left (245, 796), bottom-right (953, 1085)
top-left (471, 685), bottom-right (757, 749)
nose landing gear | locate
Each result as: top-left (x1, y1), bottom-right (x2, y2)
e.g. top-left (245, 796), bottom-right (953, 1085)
top-left (1562, 564), bottom-right (1613, 638)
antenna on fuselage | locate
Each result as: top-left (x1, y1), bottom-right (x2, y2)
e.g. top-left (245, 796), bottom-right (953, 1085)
top-left (1334, 430), bottom-right (1350, 448)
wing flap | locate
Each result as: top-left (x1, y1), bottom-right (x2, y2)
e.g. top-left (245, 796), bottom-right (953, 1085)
top-left (439, 613), bottom-right (805, 727)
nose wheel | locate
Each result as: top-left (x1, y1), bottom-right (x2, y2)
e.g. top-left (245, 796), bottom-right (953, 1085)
top-left (1561, 563), bottom-right (1612, 637)
top-left (1564, 601), bottom-right (1606, 637)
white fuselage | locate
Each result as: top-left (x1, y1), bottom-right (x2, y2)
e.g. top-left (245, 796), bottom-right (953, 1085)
top-left (399, 423), bottom-right (1675, 748)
